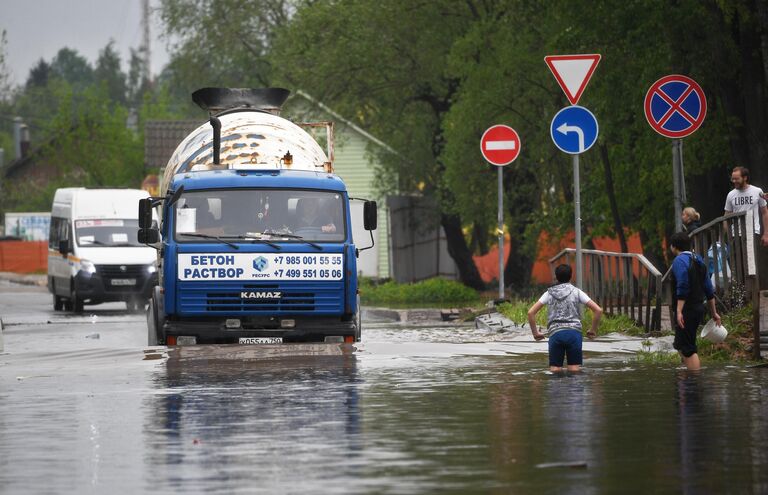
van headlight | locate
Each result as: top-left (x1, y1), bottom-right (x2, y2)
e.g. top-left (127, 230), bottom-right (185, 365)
top-left (146, 263), bottom-right (157, 274)
top-left (80, 259), bottom-right (97, 274)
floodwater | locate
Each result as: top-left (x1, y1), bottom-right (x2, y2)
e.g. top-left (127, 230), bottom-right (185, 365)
top-left (1, 314), bottom-right (767, 493)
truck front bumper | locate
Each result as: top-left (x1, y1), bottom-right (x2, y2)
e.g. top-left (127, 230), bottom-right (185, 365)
top-left (162, 315), bottom-right (356, 344)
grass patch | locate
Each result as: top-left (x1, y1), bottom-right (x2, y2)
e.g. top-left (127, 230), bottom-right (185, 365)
top-left (359, 277), bottom-right (481, 307)
top-left (696, 304), bottom-right (755, 362)
top-left (635, 350), bottom-right (680, 365)
top-left (496, 299), bottom-right (647, 336)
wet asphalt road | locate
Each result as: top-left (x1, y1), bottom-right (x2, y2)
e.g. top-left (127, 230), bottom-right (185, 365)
top-left (2, 280), bottom-right (767, 494)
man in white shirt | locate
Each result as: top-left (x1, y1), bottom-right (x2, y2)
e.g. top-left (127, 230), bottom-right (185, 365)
top-left (724, 166), bottom-right (768, 247)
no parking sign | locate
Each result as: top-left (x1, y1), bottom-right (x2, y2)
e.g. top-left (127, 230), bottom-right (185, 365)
top-left (644, 75), bottom-right (707, 138)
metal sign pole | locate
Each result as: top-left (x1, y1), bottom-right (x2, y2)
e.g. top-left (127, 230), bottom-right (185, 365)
top-left (679, 139), bottom-right (686, 204)
top-left (497, 166), bottom-right (505, 299)
top-left (673, 139), bottom-right (682, 231)
top-left (574, 154), bottom-right (583, 288)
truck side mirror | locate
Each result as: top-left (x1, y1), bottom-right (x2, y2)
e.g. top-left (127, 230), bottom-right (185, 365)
top-left (138, 198), bottom-right (153, 229)
top-left (59, 239), bottom-right (69, 256)
top-left (138, 228), bottom-right (160, 244)
top-left (363, 201), bottom-right (377, 231)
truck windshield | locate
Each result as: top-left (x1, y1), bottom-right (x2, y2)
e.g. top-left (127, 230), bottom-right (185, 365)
top-left (75, 219), bottom-right (143, 247)
top-left (174, 189), bottom-right (345, 242)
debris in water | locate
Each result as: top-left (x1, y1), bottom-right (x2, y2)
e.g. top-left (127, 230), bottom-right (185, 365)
top-left (535, 461), bottom-right (588, 469)
top-left (86, 333), bottom-right (100, 339)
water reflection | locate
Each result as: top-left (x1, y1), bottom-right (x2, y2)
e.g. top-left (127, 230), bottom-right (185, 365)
top-left (143, 345), bottom-right (360, 494)
top-left (2, 336), bottom-right (767, 493)
top-left (675, 369), bottom-right (768, 494)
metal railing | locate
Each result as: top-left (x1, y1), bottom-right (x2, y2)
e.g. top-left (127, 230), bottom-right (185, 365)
top-left (684, 211), bottom-right (756, 306)
top-left (549, 248), bottom-right (663, 332)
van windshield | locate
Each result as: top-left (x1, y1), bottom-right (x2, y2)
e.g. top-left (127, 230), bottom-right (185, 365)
top-left (75, 219), bottom-right (143, 247)
top-left (174, 189), bottom-right (345, 242)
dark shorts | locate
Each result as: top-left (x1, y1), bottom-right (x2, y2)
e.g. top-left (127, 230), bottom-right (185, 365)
top-left (548, 329), bottom-right (583, 367)
top-left (673, 304), bottom-right (705, 358)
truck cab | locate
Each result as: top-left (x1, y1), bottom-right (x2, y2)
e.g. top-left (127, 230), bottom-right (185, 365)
top-left (140, 88), bottom-right (376, 345)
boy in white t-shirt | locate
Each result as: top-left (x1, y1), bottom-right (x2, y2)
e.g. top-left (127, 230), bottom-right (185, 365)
top-left (724, 166), bottom-right (768, 247)
top-left (527, 264), bottom-right (602, 372)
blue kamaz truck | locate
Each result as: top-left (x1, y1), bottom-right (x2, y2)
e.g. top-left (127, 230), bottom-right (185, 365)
top-left (139, 88), bottom-right (376, 346)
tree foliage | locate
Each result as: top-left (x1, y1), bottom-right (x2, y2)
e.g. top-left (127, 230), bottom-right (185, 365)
top-left (0, 42), bottom-right (185, 215)
top-left (270, 0), bottom-right (768, 285)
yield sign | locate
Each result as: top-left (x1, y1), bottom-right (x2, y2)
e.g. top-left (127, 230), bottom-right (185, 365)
top-left (644, 74), bottom-right (707, 138)
top-left (544, 54), bottom-right (601, 105)
top-left (480, 125), bottom-right (521, 166)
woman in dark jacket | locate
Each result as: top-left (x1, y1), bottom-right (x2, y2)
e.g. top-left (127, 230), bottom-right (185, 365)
top-left (681, 206), bottom-right (701, 233)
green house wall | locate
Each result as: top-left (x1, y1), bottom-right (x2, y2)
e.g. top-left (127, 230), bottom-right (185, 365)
top-left (331, 129), bottom-right (390, 278)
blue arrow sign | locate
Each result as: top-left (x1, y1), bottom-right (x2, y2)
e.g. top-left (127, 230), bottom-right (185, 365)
top-left (550, 106), bottom-right (599, 154)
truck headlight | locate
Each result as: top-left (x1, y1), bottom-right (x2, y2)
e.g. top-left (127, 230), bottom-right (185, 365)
top-left (80, 259), bottom-right (97, 274)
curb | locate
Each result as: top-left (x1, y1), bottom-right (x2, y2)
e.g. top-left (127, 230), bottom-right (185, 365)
top-left (0, 272), bottom-right (47, 287)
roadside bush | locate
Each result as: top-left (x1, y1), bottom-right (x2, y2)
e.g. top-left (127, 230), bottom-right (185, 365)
top-left (360, 277), bottom-right (480, 306)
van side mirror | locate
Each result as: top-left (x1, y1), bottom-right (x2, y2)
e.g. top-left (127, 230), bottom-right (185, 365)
top-left (139, 198), bottom-right (153, 229)
top-left (138, 228), bottom-right (160, 244)
top-left (59, 239), bottom-right (69, 256)
top-left (363, 201), bottom-right (377, 231)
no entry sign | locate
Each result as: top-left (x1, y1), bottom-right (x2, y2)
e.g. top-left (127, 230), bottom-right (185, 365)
top-left (480, 125), bottom-right (521, 166)
top-left (644, 75), bottom-right (707, 138)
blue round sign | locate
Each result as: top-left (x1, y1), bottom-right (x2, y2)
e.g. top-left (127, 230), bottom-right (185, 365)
top-left (550, 106), bottom-right (599, 155)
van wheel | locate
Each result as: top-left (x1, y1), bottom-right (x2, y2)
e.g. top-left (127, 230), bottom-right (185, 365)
top-left (53, 295), bottom-right (64, 311)
top-left (127, 299), bottom-right (143, 313)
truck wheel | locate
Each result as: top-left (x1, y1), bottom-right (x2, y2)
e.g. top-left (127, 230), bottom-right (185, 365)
top-left (72, 290), bottom-right (84, 313)
top-left (147, 298), bottom-right (158, 346)
top-left (355, 294), bottom-right (362, 342)
top-left (53, 295), bottom-right (64, 311)
top-left (147, 288), bottom-right (166, 346)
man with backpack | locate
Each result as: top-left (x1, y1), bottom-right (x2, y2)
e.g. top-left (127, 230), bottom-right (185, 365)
top-left (669, 232), bottom-right (722, 370)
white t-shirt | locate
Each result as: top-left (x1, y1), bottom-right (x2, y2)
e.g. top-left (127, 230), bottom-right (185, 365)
top-left (724, 184), bottom-right (767, 234)
top-left (538, 288), bottom-right (591, 305)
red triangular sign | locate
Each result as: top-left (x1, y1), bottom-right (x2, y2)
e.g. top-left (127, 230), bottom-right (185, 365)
top-left (544, 54), bottom-right (601, 105)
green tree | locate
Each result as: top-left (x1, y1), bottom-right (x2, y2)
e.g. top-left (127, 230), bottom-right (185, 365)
top-left (158, 0), bottom-right (291, 113)
top-left (50, 47), bottom-right (94, 90)
top-left (153, 0), bottom-right (768, 288)
top-left (94, 41), bottom-right (128, 106)
top-left (273, 0), bottom-right (486, 289)
top-left (25, 59), bottom-right (51, 89)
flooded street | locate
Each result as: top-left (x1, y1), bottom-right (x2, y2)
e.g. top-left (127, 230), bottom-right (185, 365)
top-left (1, 281), bottom-right (767, 493)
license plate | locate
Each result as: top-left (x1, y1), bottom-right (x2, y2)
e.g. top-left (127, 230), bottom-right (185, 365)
top-left (110, 278), bottom-right (136, 286)
top-left (239, 337), bottom-right (283, 344)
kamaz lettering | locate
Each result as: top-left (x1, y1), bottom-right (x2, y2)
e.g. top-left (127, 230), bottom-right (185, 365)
top-left (240, 291), bottom-right (282, 299)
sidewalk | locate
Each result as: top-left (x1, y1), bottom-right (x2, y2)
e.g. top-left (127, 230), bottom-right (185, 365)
top-left (0, 272), bottom-right (47, 287)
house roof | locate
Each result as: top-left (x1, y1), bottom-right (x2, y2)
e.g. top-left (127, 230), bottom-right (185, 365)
top-left (293, 91), bottom-right (400, 157)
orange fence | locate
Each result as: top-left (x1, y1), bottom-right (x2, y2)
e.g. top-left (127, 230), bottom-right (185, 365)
top-left (0, 241), bottom-right (48, 273)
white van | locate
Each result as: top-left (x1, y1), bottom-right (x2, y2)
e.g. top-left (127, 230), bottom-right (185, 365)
top-left (48, 188), bottom-right (158, 312)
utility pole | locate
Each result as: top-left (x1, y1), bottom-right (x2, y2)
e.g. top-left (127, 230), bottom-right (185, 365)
top-left (141, 0), bottom-right (152, 85)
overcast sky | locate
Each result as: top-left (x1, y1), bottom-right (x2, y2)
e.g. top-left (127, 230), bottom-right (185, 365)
top-left (1, 0), bottom-right (171, 86)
